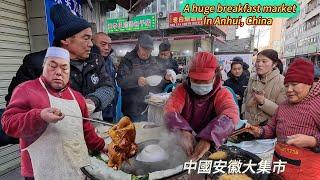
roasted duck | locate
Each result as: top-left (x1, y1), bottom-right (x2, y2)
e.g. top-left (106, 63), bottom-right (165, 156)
top-left (107, 116), bottom-right (138, 170)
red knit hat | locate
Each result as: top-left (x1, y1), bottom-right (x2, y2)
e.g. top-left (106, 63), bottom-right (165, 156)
top-left (189, 52), bottom-right (219, 80)
top-left (284, 58), bottom-right (314, 85)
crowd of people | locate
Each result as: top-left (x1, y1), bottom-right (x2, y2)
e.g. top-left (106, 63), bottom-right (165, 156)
top-left (0, 3), bottom-right (319, 180)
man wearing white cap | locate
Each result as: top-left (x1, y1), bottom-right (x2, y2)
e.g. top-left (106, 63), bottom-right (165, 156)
top-left (1, 47), bottom-right (108, 180)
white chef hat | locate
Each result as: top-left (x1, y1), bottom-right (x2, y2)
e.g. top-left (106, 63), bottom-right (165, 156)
top-left (45, 47), bottom-right (70, 61)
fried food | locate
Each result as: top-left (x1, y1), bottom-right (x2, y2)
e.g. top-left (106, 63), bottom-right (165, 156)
top-left (218, 174), bottom-right (252, 180)
top-left (208, 150), bottom-right (228, 160)
top-left (107, 116), bottom-right (137, 170)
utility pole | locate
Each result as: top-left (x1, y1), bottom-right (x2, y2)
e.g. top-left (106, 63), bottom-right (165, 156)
top-left (256, 28), bottom-right (260, 49)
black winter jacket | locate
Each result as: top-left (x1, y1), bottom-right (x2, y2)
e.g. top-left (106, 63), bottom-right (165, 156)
top-left (224, 73), bottom-right (249, 112)
top-left (5, 50), bottom-right (47, 105)
top-left (5, 49), bottom-right (114, 111)
top-left (117, 47), bottom-right (166, 121)
top-left (156, 56), bottom-right (179, 74)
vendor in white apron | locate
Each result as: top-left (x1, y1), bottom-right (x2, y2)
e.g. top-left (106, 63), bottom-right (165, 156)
top-left (1, 47), bottom-right (108, 180)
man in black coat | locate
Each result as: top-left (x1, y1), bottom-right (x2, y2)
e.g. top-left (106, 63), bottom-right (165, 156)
top-left (157, 41), bottom-right (179, 74)
top-left (231, 56), bottom-right (250, 78)
top-left (2, 5), bottom-right (114, 146)
top-left (6, 5), bottom-right (114, 111)
top-left (117, 34), bottom-right (170, 122)
top-left (224, 61), bottom-right (249, 118)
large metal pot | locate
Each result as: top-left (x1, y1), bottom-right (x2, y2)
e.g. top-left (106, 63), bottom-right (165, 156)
top-left (121, 139), bottom-right (187, 176)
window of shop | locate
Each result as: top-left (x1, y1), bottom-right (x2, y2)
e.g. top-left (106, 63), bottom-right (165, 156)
top-left (306, 15), bottom-right (319, 30)
top-left (145, 1), bottom-right (157, 14)
top-left (160, 0), bottom-right (167, 12)
top-left (168, 0), bottom-right (176, 12)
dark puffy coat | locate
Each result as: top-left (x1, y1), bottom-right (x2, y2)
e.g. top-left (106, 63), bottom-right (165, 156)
top-left (117, 47), bottom-right (166, 122)
top-left (5, 49), bottom-right (114, 111)
top-left (69, 53), bottom-right (114, 111)
top-left (5, 50), bottom-right (47, 105)
top-left (157, 56), bottom-right (180, 93)
top-left (157, 56), bottom-right (179, 74)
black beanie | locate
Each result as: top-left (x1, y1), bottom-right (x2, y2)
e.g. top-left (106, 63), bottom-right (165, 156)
top-left (159, 41), bottom-right (171, 52)
top-left (50, 4), bottom-right (91, 41)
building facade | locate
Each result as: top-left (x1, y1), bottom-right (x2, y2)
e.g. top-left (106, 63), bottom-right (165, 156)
top-left (282, 0), bottom-right (320, 66)
top-left (96, 0), bottom-right (229, 62)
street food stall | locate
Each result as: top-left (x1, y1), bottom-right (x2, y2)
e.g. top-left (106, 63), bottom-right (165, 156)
top-left (79, 114), bottom-right (275, 180)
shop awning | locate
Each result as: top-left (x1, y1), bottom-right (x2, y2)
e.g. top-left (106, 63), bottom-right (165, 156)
top-left (111, 34), bottom-right (210, 44)
top-left (116, 0), bottom-right (155, 14)
top-left (85, 0), bottom-right (155, 14)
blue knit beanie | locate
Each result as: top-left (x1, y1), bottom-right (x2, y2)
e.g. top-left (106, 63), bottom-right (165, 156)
top-left (50, 4), bottom-right (91, 41)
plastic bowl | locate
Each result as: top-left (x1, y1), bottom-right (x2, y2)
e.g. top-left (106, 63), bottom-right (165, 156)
top-left (146, 75), bottom-right (162, 86)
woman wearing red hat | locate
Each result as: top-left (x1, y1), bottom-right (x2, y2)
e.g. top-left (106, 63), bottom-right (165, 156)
top-left (242, 49), bottom-right (286, 126)
top-left (246, 58), bottom-right (320, 179)
top-left (164, 52), bottom-right (239, 161)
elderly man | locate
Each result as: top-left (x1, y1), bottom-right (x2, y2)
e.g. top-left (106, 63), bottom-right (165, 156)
top-left (5, 4), bottom-right (114, 117)
top-left (92, 32), bottom-right (119, 122)
top-left (117, 34), bottom-right (170, 122)
top-left (164, 52), bottom-right (239, 161)
top-left (1, 47), bottom-right (107, 180)
top-left (247, 59), bottom-right (320, 179)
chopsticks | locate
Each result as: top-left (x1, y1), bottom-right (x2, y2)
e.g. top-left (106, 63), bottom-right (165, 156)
top-left (230, 127), bottom-right (249, 138)
top-left (64, 114), bottom-right (114, 126)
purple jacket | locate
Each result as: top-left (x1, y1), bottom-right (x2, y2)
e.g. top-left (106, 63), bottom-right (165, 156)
top-left (164, 78), bottom-right (239, 148)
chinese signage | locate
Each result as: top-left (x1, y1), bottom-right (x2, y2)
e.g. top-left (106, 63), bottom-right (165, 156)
top-left (169, 12), bottom-right (203, 27)
top-left (106, 14), bottom-right (157, 33)
top-left (45, 0), bottom-right (83, 45)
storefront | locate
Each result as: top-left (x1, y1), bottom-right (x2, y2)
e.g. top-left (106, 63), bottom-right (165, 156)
top-left (0, 0), bottom-right (31, 175)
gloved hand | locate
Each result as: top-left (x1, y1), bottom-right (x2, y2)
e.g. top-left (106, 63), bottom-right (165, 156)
top-left (190, 139), bottom-right (211, 161)
top-left (179, 130), bottom-right (196, 156)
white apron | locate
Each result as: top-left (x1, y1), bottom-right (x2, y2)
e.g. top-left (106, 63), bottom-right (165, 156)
top-left (22, 78), bottom-right (90, 180)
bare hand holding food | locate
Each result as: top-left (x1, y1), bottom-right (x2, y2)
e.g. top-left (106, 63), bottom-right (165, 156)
top-left (40, 107), bottom-right (64, 123)
top-left (138, 77), bottom-right (147, 87)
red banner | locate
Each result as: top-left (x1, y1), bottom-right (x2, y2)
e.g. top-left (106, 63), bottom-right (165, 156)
top-left (169, 12), bottom-right (203, 27)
